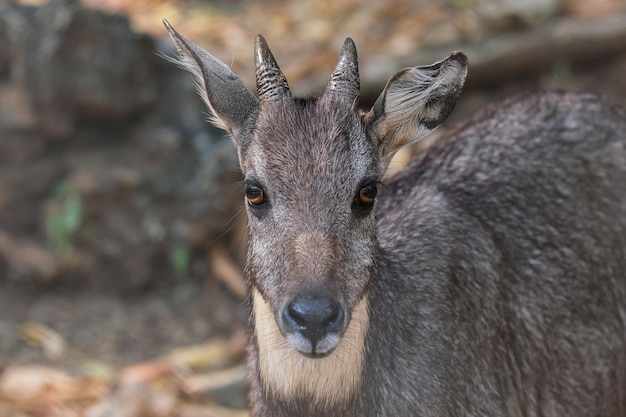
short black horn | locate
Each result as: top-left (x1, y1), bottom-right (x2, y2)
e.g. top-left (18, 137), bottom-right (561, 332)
top-left (255, 35), bottom-right (290, 102)
top-left (325, 38), bottom-right (360, 102)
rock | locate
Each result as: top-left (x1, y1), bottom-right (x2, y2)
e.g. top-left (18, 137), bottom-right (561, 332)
top-left (0, 83), bottom-right (36, 130)
top-left (477, 0), bottom-right (561, 34)
top-left (0, 158), bottom-right (64, 236)
top-left (0, 11), bottom-right (11, 78)
top-left (0, 232), bottom-right (59, 283)
top-left (0, 0), bottom-right (159, 138)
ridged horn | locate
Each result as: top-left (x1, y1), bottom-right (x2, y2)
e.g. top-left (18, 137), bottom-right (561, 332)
top-left (255, 35), bottom-right (290, 102)
top-left (325, 38), bottom-right (360, 102)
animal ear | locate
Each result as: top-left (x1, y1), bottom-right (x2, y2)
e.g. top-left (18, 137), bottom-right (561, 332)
top-left (366, 52), bottom-right (468, 165)
top-left (163, 19), bottom-right (260, 148)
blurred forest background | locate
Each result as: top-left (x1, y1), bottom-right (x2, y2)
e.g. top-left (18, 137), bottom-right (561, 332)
top-left (0, 0), bottom-right (625, 415)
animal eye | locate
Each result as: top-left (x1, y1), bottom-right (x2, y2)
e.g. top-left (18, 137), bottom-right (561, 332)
top-left (246, 184), bottom-right (266, 206)
top-left (355, 183), bottom-right (377, 206)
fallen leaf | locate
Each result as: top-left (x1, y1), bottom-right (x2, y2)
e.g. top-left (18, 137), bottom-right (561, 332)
top-left (0, 365), bottom-right (108, 409)
top-left (208, 243), bottom-right (246, 300)
top-left (118, 359), bottom-right (174, 385)
top-left (20, 322), bottom-right (67, 359)
top-left (182, 365), bottom-right (246, 394)
top-left (0, 365), bottom-right (76, 400)
top-left (177, 403), bottom-right (249, 417)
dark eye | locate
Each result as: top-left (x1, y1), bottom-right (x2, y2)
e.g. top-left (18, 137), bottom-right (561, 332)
top-left (354, 182), bottom-right (377, 207)
top-left (246, 184), bottom-right (267, 206)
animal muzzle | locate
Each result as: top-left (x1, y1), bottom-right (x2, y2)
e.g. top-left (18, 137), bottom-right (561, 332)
top-left (280, 294), bottom-right (347, 357)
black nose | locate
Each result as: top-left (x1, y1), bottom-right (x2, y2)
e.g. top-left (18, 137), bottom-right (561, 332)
top-left (283, 296), bottom-right (344, 342)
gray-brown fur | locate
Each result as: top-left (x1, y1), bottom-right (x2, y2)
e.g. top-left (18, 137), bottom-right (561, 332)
top-left (164, 20), bottom-right (626, 417)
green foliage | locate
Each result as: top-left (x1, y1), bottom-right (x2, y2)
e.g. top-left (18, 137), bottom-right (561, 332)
top-left (46, 181), bottom-right (83, 258)
top-left (451, 0), bottom-right (474, 8)
top-left (170, 244), bottom-right (191, 275)
top-left (552, 60), bottom-right (572, 82)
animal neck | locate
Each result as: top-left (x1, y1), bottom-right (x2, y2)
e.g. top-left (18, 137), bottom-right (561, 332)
top-left (251, 288), bottom-right (370, 408)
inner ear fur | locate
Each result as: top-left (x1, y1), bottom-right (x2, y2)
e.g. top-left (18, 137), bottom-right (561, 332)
top-left (367, 51), bottom-right (468, 163)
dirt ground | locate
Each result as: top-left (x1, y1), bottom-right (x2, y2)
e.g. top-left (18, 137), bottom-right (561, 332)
top-left (0, 281), bottom-right (246, 370)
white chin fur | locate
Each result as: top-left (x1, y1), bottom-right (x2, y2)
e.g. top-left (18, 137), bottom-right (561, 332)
top-left (253, 289), bottom-right (370, 406)
top-left (285, 332), bottom-right (342, 357)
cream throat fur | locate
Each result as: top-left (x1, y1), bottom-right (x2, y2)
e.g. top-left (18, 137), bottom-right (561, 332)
top-left (252, 288), bottom-right (370, 407)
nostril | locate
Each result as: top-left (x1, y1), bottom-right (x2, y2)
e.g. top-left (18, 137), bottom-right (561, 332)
top-left (324, 303), bottom-right (343, 330)
top-left (283, 296), bottom-right (345, 340)
top-left (286, 302), bottom-right (308, 328)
